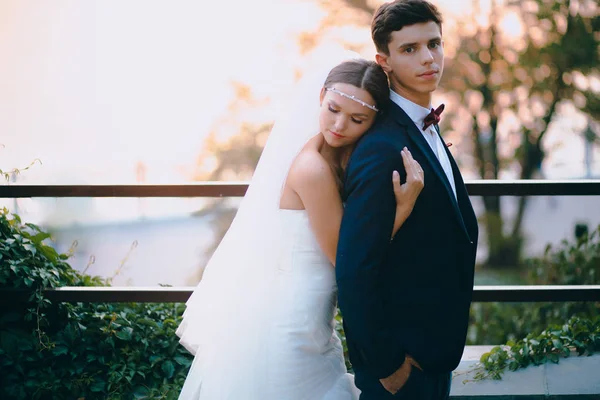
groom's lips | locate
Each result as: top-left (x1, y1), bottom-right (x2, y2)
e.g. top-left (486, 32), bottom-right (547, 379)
top-left (419, 70), bottom-right (439, 78)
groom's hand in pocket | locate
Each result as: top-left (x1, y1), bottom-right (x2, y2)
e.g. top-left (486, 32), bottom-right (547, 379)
top-left (379, 355), bottom-right (422, 395)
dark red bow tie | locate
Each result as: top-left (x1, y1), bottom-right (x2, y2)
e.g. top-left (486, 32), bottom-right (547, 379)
top-left (422, 104), bottom-right (445, 130)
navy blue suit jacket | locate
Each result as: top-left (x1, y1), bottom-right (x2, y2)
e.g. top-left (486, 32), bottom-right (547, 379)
top-left (335, 100), bottom-right (479, 379)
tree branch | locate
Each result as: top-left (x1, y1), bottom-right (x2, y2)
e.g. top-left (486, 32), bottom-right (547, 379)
top-left (340, 0), bottom-right (375, 14)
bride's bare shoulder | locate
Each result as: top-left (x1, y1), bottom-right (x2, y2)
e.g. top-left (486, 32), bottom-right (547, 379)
top-left (288, 137), bottom-right (333, 186)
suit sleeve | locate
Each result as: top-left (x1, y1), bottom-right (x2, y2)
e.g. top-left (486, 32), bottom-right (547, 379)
top-left (336, 140), bottom-right (405, 379)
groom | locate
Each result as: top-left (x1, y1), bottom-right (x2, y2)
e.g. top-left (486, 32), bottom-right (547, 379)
top-left (336, 0), bottom-right (478, 398)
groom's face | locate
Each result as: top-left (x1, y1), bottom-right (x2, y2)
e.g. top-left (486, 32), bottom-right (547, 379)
top-left (376, 21), bottom-right (444, 108)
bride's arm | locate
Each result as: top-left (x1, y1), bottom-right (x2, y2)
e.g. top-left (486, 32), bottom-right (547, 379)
top-left (287, 148), bottom-right (423, 266)
top-left (286, 151), bottom-right (344, 266)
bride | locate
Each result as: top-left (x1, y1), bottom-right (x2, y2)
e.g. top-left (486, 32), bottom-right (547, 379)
top-left (176, 55), bottom-right (425, 399)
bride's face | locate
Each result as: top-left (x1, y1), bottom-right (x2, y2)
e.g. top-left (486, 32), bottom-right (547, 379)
top-left (319, 83), bottom-right (377, 148)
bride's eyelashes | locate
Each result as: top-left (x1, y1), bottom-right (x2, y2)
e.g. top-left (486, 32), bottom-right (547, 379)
top-left (327, 106), bottom-right (364, 124)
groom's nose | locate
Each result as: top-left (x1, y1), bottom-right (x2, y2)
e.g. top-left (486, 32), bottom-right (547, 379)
top-left (421, 48), bottom-right (435, 64)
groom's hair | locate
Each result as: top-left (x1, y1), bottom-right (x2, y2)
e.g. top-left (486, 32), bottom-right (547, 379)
top-left (324, 59), bottom-right (389, 112)
top-left (371, 0), bottom-right (443, 55)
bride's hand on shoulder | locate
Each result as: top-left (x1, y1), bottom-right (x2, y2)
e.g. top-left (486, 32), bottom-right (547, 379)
top-left (392, 147), bottom-right (424, 215)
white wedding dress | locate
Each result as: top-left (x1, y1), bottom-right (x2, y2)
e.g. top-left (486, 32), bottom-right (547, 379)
top-left (178, 209), bottom-right (359, 400)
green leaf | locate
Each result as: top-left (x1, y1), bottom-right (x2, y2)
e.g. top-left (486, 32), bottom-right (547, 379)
top-left (31, 232), bottom-right (51, 242)
top-left (174, 355), bottom-right (192, 367)
top-left (161, 360), bottom-right (175, 379)
top-left (136, 318), bottom-right (159, 328)
top-left (149, 355), bottom-right (162, 366)
top-left (90, 379), bottom-right (106, 392)
top-left (115, 326), bottom-right (133, 341)
top-left (52, 346), bottom-right (68, 356)
top-left (22, 243), bottom-right (36, 255)
top-left (133, 386), bottom-right (150, 399)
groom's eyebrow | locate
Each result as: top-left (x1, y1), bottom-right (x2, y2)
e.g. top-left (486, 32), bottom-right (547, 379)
top-left (398, 41), bottom-right (417, 49)
top-left (398, 35), bottom-right (442, 50)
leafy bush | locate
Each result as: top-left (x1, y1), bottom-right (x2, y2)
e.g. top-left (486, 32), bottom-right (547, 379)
top-left (468, 225), bottom-right (600, 345)
top-left (1, 206), bottom-right (598, 396)
top-left (0, 209), bottom-right (192, 399)
top-left (470, 226), bottom-right (600, 379)
top-left (476, 316), bottom-right (600, 380)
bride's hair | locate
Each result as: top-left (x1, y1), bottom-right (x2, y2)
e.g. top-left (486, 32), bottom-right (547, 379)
top-left (322, 59), bottom-right (389, 192)
top-left (323, 59), bottom-right (389, 112)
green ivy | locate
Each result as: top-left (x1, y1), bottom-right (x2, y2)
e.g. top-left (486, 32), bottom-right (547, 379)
top-left (1, 207), bottom-right (598, 395)
top-left (472, 225), bottom-right (600, 380)
top-left (468, 225), bottom-right (600, 346)
top-left (0, 158), bottom-right (42, 182)
top-left (475, 316), bottom-right (600, 380)
top-left (0, 209), bottom-right (192, 399)
top-left (334, 311), bottom-right (351, 371)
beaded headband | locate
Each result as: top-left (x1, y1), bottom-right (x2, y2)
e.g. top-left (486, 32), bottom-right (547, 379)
top-left (325, 87), bottom-right (379, 112)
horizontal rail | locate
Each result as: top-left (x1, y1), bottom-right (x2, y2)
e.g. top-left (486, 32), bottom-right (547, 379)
top-left (3, 285), bottom-right (600, 303)
top-left (1, 180), bottom-right (600, 198)
top-left (0, 182), bottom-right (248, 198)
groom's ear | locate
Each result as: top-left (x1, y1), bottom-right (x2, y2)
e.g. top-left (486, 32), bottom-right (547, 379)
top-left (375, 52), bottom-right (392, 74)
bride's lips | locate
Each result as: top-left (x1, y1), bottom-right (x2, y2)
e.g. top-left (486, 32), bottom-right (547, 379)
top-left (330, 131), bottom-right (345, 138)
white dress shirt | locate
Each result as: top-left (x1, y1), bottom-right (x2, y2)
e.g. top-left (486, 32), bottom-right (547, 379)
top-left (389, 90), bottom-right (457, 199)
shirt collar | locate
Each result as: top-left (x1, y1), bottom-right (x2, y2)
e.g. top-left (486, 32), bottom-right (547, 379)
top-left (389, 90), bottom-right (434, 131)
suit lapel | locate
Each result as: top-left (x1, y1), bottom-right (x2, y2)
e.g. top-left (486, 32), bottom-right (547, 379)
top-left (442, 138), bottom-right (477, 242)
top-left (388, 103), bottom-right (470, 239)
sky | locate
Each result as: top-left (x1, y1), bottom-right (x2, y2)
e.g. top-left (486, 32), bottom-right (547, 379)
top-left (0, 0), bottom-right (333, 185)
top-left (0, 0), bottom-right (345, 224)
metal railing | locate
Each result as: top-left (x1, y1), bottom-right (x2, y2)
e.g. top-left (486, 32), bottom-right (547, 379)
top-left (2, 179), bottom-right (600, 198)
top-left (2, 285), bottom-right (598, 304)
top-left (2, 180), bottom-right (600, 304)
